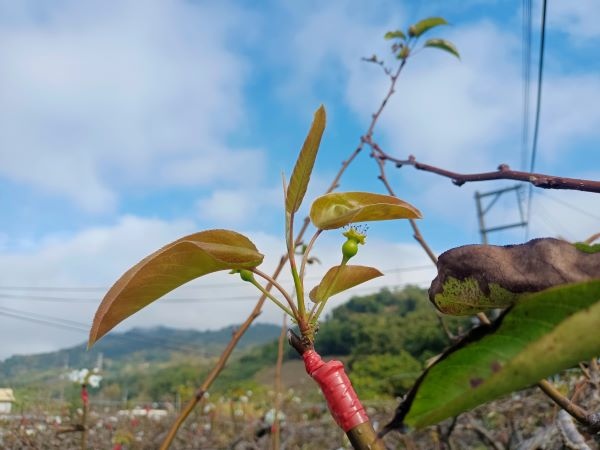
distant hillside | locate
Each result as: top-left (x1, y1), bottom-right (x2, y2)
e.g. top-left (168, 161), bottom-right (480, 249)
top-left (2, 287), bottom-right (469, 402)
top-left (0, 323), bottom-right (280, 383)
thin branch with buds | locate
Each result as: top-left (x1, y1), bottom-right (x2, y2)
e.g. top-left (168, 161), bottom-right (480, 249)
top-left (374, 150), bottom-right (600, 194)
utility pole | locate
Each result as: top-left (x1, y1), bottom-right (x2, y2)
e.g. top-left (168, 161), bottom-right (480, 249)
top-left (475, 185), bottom-right (527, 244)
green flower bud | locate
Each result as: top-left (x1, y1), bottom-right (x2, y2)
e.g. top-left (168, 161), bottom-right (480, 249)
top-left (238, 269), bottom-right (255, 282)
top-left (342, 239), bottom-right (359, 259)
top-left (341, 226), bottom-right (367, 261)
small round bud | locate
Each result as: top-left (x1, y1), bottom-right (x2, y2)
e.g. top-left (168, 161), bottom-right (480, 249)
top-left (341, 226), bottom-right (367, 261)
top-left (342, 239), bottom-right (359, 259)
top-left (238, 269), bottom-right (254, 282)
top-left (398, 45), bottom-right (410, 59)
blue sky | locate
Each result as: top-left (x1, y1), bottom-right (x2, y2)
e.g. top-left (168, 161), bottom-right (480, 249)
top-left (0, 0), bottom-right (599, 359)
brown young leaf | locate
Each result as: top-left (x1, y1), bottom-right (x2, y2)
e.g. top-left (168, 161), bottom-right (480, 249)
top-left (285, 105), bottom-right (326, 214)
top-left (310, 191), bottom-right (421, 230)
top-left (309, 265), bottom-right (383, 303)
top-left (429, 238), bottom-right (600, 315)
top-left (89, 230), bottom-right (263, 346)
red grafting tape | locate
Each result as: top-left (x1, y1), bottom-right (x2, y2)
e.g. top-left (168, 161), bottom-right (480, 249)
top-left (303, 349), bottom-right (369, 432)
top-left (81, 385), bottom-right (89, 406)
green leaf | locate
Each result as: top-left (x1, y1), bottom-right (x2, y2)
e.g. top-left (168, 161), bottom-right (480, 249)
top-left (575, 242), bottom-right (600, 254)
top-left (424, 38), bottom-right (460, 59)
top-left (408, 17), bottom-right (448, 38)
top-left (89, 230), bottom-right (263, 346)
top-left (384, 280), bottom-right (600, 430)
top-left (309, 265), bottom-right (383, 303)
top-left (384, 30), bottom-right (406, 40)
top-left (286, 105), bottom-right (326, 214)
top-left (310, 191), bottom-right (421, 230)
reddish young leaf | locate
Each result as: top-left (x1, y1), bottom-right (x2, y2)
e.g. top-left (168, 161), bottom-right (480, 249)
top-left (89, 230), bottom-right (263, 346)
top-left (310, 192), bottom-right (421, 230)
top-left (286, 105), bottom-right (326, 214)
top-left (309, 265), bottom-right (383, 303)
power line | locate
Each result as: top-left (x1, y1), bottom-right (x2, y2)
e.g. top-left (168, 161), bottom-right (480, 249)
top-left (0, 279), bottom-right (434, 304)
top-left (537, 191), bottom-right (600, 222)
top-left (0, 310), bottom-right (89, 334)
top-left (0, 306), bottom-right (197, 351)
top-left (526, 0), bottom-right (548, 237)
top-left (0, 265), bottom-right (434, 292)
top-left (521, 0), bottom-right (533, 171)
top-left (531, 197), bottom-right (573, 239)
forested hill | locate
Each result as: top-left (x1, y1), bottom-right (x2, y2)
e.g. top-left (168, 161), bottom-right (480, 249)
top-left (0, 323), bottom-right (280, 382)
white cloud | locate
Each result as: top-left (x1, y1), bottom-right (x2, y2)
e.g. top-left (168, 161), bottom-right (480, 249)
top-left (0, 0), bottom-right (258, 212)
top-left (549, 0), bottom-right (600, 40)
top-left (273, 0), bottom-right (406, 108)
top-left (538, 75), bottom-right (600, 163)
top-left (0, 214), bottom-right (436, 360)
top-left (197, 186), bottom-right (281, 225)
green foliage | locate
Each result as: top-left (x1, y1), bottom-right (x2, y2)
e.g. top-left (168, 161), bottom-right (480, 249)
top-left (408, 17), bottom-right (448, 37)
top-left (393, 280), bottom-right (600, 429)
top-left (146, 363), bottom-right (205, 401)
top-left (0, 324), bottom-right (281, 385)
top-left (349, 352), bottom-right (421, 398)
top-left (575, 242), bottom-right (600, 253)
top-left (316, 286), bottom-right (467, 362)
top-left (424, 38), bottom-right (460, 59)
top-left (383, 16), bottom-right (458, 61)
top-left (384, 30), bottom-right (406, 41)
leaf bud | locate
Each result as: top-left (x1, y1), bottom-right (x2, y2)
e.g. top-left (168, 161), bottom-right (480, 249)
top-left (237, 269), bottom-right (255, 282)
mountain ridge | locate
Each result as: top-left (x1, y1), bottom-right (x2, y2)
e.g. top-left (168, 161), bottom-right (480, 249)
top-left (0, 322), bottom-right (281, 383)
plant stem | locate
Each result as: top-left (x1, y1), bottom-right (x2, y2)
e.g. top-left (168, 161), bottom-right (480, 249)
top-left (287, 213), bottom-right (306, 318)
top-left (299, 229), bottom-right (322, 282)
top-left (347, 423), bottom-right (386, 450)
top-left (288, 331), bottom-right (386, 450)
top-left (537, 379), bottom-right (590, 427)
top-left (81, 385), bottom-right (88, 450)
top-left (160, 39), bottom-right (414, 450)
top-left (309, 300), bottom-right (325, 324)
top-left (251, 268), bottom-right (298, 317)
top-left (249, 277), bottom-right (294, 317)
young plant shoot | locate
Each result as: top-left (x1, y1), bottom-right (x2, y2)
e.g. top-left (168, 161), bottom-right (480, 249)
top-left (87, 105), bottom-right (421, 449)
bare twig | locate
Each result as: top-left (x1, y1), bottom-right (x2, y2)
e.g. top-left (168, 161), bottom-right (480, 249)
top-left (584, 232), bottom-right (600, 244)
top-left (377, 152), bottom-right (600, 194)
top-left (537, 379), bottom-right (600, 432)
top-left (272, 314), bottom-right (287, 450)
